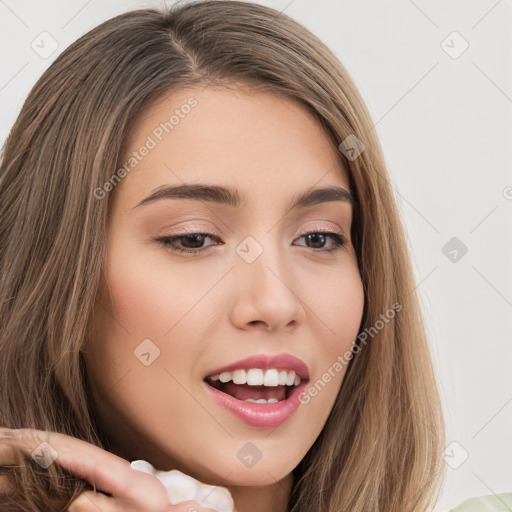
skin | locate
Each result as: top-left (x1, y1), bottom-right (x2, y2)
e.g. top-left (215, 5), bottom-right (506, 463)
top-left (80, 84), bottom-right (365, 512)
top-left (0, 428), bottom-right (206, 511)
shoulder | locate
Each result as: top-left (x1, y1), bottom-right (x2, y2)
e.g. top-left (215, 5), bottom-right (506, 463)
top-left (450, 493), bottom-right (512, 511)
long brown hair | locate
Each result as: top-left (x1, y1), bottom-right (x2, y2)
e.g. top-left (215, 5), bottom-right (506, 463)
top-left (0, 1), bottom-right (445, 510)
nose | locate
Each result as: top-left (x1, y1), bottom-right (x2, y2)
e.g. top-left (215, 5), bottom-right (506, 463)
top-left (229, 237), bottom-right (307, 332)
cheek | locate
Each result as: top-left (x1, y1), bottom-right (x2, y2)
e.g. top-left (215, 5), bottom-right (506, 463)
top-left (300, 269), bottom-right (364, 407)
top-left (93, 239), bottom-right (226, 393)
top-left (307, 266), bottom-right (365, 351)
top-left (86, 245), bottom-right (211, 441)
top-left (102, 241), bottom-right (218, 337)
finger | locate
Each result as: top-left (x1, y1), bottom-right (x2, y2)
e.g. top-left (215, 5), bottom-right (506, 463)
top-left (0, 429), bottom-right (22, 465)
top-left (68, 493), bottom-right (227, 512)
top-left (0, 429), bottom-right (169, 509)
top-left (2, 430), bottom-right (237, 512)
top-left (3, 428), bottom-right (135, 493)
top-left (170, 500), bottom-right (233, 512)
top-left (68, 490), bottom-right (119, 512)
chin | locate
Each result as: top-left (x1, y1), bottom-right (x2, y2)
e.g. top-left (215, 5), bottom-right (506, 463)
top-left (192, 456), bottom-right (295, 488)
top-left (221, 469), bottom-right (292, 487)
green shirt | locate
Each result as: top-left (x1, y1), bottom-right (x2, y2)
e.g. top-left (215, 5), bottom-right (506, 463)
top-left (451, 493), bottom-right (512, 511)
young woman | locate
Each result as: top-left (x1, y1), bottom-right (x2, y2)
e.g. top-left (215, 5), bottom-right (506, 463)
top-left (0, 1), bottom-right (446, 511)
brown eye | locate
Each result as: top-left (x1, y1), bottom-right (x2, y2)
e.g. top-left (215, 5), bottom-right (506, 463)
top-left (156, 233), bottom-right (221, 255)
top-left (155, 230), bottom-right (345, 257)
top-left (294, 231), bottom-right (346, 252)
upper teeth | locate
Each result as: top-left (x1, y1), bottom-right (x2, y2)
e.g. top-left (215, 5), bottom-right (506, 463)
top-left (209, 369), bottom-right (301, 387)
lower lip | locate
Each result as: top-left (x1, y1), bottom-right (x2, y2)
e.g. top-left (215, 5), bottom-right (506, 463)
top-left (202, 380), bottom-right (307, 428)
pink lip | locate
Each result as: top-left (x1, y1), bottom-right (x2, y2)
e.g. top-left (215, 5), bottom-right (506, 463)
top-left (202, 379), bottom-right (307, 428)
top-left (204, 353), bottom-right (310, 380)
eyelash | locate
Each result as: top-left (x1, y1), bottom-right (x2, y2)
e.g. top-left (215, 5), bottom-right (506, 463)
top-left (155, 229), bottom-right (346, 256)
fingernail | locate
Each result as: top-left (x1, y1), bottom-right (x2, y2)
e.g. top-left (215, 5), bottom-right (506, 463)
top-left (130, 459), bottom-right (157, 475)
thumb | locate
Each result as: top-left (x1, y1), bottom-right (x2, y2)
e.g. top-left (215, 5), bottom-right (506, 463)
top-left (131, 460), bottom-right (235, 512)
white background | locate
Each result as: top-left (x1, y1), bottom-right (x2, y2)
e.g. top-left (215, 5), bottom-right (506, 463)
top-left (1, 1), bottom-right (511, 510)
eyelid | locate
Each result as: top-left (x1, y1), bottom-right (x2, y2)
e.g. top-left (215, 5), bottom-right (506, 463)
top-left (296, 221), bottom-right (345, 237)
top-left (160, 219), bottom-right (345, 236)
top-left (155, 223), bottom-right (349, 252)
top-left (154, 219), bottom-right (350, 257)
top-left (157, 223), bottom-right (221, 237)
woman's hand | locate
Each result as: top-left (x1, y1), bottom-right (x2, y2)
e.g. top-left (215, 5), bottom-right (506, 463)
top-left (0, 428), bottom-right (235, 512)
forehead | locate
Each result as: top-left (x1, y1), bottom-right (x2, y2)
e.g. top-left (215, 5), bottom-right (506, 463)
top-left (113, 85), bottom-right (351, 210)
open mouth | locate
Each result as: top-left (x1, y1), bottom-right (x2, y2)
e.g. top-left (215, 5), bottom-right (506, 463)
top-left (204, 369), bottom-right (307, 404)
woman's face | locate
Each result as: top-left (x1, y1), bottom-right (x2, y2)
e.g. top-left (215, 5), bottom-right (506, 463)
top-left (84, 85), bottom-right (365, 489)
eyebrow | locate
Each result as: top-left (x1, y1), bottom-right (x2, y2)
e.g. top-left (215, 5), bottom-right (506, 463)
top-left (133, 183), bottom-right (355, 211)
